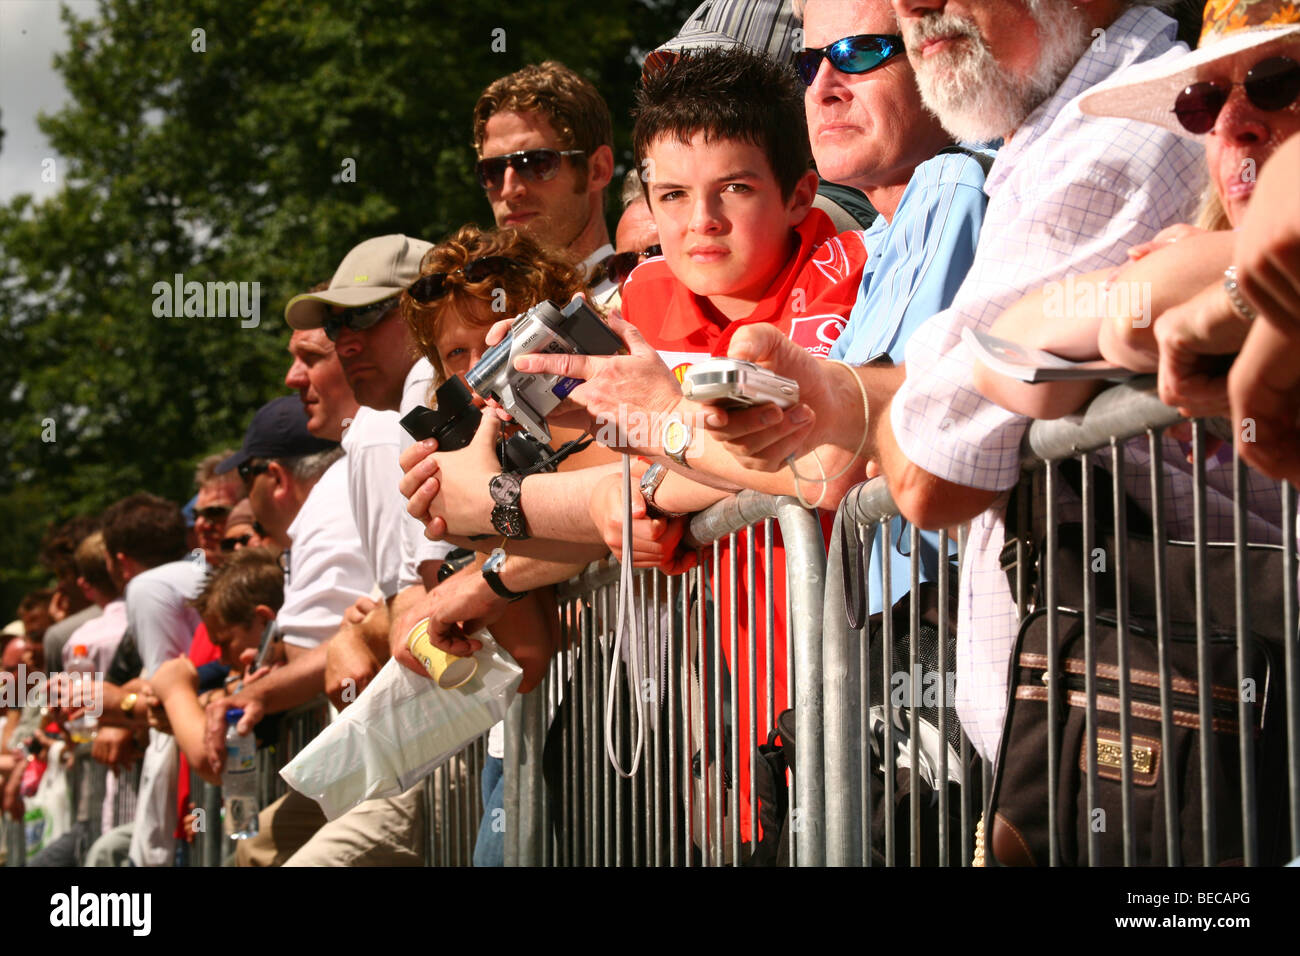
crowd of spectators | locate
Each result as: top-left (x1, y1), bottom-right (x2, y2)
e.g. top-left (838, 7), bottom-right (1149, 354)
top-left (3, 0), bottom-right (1298, 866)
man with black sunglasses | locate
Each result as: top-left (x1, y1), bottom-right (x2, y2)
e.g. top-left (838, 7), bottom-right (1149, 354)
top-left (473, 62), bottom-right (619, 305)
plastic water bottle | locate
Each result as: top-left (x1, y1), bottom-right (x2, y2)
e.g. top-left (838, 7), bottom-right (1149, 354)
top-left (222, 709), bottom-right (260, 839)
top-left (64, 645), bottom-right (98, 744)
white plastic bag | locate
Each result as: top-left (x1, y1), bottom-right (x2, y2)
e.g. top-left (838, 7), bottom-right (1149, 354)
top-left (280, 629), bottom-right (521, 820)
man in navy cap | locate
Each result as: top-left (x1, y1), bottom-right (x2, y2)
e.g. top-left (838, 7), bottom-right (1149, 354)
top-left (203, 396), bottom-right (372, 772)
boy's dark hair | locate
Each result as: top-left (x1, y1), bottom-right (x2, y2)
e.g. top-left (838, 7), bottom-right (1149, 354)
top-left (100, 493), bottom-right (188, 570)
top-left (18, 589), bottom-right (54, 615)
top-left (633, 48), bottom-right (812, 200)
top-left (192, 547), bottom-right (284, 628)
top-left (40, 515), bottom-right (101, 585)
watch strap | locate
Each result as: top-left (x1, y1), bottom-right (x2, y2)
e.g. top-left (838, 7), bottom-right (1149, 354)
top-left (482, 549), bottom-right (528, 602)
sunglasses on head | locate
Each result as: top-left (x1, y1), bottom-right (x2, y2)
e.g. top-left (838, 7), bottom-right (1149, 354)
top-left (606, 245), bottom-right (662, 285)
top-left (1173, 56), bottom-right (1300, 134)
top-left (220, 534), bottom-right (253, 552)
top-left (238, 460), bottom-right (270, 484)
top-left (322, 296), bottom-right (399, 342)
top-left (475, 148), bottom-right (586, 191)
top-left (795, 34), bottom-right (905, 86)
top-left (407, 257), bottom-right (527, 303)
top-left (195, 505), bottom-right (231, 522)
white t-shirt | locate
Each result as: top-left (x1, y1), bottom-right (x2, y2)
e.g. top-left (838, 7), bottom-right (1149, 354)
top-left (123, 558), bottom-right (203, 867)
top-left (397, 357), bottom-right (454, 591)
top-left (342, 405), bottom-right (412, 600)
top-left (582, 243), bottom-right (619, 309)
top-left (280, 457), bottom-right (374, 649)
top-left (125, 559), bottom-right (204, 675)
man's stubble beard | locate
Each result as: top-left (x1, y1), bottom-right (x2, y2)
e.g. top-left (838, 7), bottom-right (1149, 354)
top-left (905, 0), bottom-right (1092, 143)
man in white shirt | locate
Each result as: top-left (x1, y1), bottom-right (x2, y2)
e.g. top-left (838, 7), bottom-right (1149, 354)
top-left (94, 493), bottom-right (203, 866)
top-left (203, 397), bottom-right (371, 751)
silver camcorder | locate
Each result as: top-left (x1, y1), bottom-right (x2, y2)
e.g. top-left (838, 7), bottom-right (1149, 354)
top-left (465, 297), bottom-right (625, 442)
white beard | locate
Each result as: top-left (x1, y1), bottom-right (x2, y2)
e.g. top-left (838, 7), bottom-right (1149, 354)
top-left (905, 0), bottom-right (1092, 142)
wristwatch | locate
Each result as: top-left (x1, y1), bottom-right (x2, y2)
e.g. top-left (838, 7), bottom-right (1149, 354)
top-left (639, 462), bottom-right (689, 518)
top-left (482, 548), bottom-right (527, 602)
top-left (488, 472), bottom-right (529, 539)
top-left (661, 417), bottom-right (693, 468)
top-left (121, 692), bottom-right (139, 716)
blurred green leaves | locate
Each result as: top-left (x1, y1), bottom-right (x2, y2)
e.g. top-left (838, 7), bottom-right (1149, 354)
top-left (0, 0), bottom-right (694, 609)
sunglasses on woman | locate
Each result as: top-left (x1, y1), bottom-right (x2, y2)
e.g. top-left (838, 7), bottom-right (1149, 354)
top-left (407, 257), bottom-right (527, 303)
top-left (220, 534), bottom-right (253, 552)
top-left (322, 296), bottom-right (399, 341)
top-left (606, 245), bottom-right (662, 285)
top-left (475, 149), bottom-right (586, 191)
top-left (1173, 56), bottom-right (1300, 134)
top-left (795, 34), bottom-right (905, 86)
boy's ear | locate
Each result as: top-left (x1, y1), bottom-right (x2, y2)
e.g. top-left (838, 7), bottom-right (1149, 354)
top-left (586, 144), bottom-right (615, 193)
top-left (254, 604), bottom-right (276, 626)
top-left (786, 169), bottom-right (820, 227)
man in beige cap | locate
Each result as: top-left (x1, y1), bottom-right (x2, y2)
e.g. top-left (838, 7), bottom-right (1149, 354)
top-left (224, 235), bottom-right (453, 866)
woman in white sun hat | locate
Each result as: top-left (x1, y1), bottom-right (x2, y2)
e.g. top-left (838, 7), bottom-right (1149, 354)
top-left (971, 0), bottom-right (1300, 422)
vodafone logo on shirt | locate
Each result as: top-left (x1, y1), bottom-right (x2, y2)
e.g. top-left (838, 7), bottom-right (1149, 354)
top-left (786, 313), bottom-right (846, 357)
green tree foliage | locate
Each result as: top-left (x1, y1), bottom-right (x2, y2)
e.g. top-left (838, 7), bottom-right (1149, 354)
top-left (0, 0), bottom-right (697, 611)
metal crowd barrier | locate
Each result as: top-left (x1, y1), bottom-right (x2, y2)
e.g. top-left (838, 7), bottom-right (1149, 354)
top-left (821, 380), bottom-right (1299, 867)
top-left (504, 491), bottom-right (826, 866)
top-left (187, 698), bottom-right (485, 866)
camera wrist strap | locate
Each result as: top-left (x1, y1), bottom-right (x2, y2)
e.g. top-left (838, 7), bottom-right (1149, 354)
top-left (604, 452), bottom-right (646, 778)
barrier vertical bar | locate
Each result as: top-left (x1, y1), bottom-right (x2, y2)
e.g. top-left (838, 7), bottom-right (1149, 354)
top-left (823, 506), bottom-right (862, 865)
top-left (777, 498), bottom-right (825, 868)
top-left (1111, 444), bottom-right (1135, 867)
top-left (710, 541), bottom-right (724, 866)
top-left (502, 692), bottom-right (523, 867)
top-left (1148, 430), bottom-right (1179, 865)
top-left (1191, 421), bottom-right (1217, 864)
top-left (1283, 481), bottom-right (1299, 860)
top-left (881, 516), bottom-right (895, 868)
top-left (908, 523), bottom-right (921, 867)
top-left (1081, 456), bottom-right (1101, 867)
top-left (1232, 450), bottom-right (1258, 866)
top-left (728, 530), bottom-right (742, 863)
top-left (938, 527), bottom-right (952, 867)
top-left (1044, 463), bottom-right (1060, 867)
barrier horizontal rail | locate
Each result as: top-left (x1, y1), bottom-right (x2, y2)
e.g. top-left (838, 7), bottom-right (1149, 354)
top-left (827, 381), bottom-right (1299, 866)
top-left (513, 491), bottom-right (827, 866)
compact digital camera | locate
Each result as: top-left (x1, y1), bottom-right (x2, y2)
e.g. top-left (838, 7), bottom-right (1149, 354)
top-left (464, 297), bottom-right (625, 442)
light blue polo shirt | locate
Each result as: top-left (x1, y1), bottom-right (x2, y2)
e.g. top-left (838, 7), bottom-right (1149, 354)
top-left (832, 145), bottom-right (995, 614)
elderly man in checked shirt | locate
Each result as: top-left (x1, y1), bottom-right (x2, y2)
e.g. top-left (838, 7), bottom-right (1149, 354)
top-left (700, 0), bottom-right (1285, 761)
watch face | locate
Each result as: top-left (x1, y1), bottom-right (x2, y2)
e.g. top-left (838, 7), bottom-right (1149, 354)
top-left (663, 420), bottom-right (689, 456)
top-left (492, 504), bottom-right (527, 539)
top-left (489, 472), bottom-right (522, 505)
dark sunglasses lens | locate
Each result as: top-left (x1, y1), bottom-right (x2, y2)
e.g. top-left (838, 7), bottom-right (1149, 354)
top-left (644, 244), bottom-right (662, 258)
top-left (1245, 57), bottom-right (1300, 110)
top-left (408, 274), bottom-right (447, 303)
top-left (461, 257), bottom-right (506, 282)
top-left (1174, 82), bottom-right (1227, 133)
top-left (476, 156), bottom-right (507, 190)
top-left (520, 150), bottom-right (561, 181)
top-left (795, 50), bottom-right (822, 85)
top-left (607, 252), bottom-right (639, 284)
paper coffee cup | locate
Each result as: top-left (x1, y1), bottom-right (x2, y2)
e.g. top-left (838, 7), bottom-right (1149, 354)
top-left (405, 617), bottom-right (478, 690)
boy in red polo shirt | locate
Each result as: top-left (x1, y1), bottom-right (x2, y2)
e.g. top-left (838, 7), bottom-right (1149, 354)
top-left (522, 49), bottom-right (868, 851)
